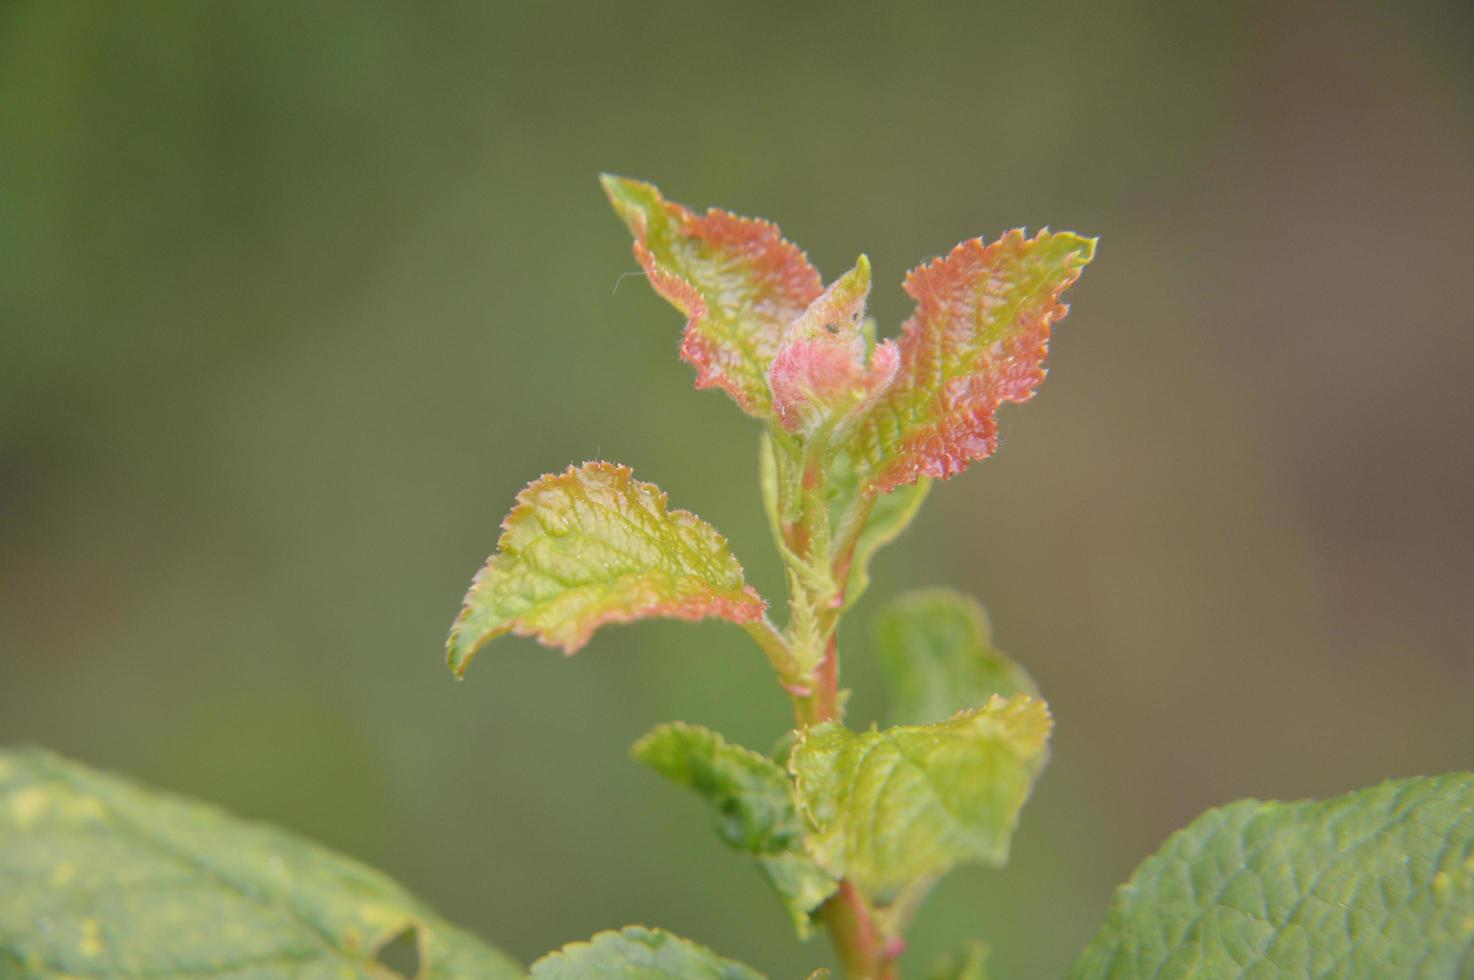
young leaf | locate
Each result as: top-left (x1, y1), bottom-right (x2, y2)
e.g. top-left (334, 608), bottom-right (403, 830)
top-left (837, 469), bottom-right (930, 611)
top-left (873, 588), bottom-right (1037, 727)
top-left (843, 230), bottom-right (1096, 495)
top-left (768, 255), bottom-right (899, 438)
top-left (531, 925), bottom-right (764, 979)
top-left (632, 722), bottom-right (838, 935)
top-left (790, 695), bottom-right (1052, 899)
top-left (448, 462), bottom-right (765, 675)
top-left (0, 748), bottom-right (522, 979)
top-left (602, 175), bottom-right (822, 418)
top-left (1070, 772), bottom-right (1474, 979)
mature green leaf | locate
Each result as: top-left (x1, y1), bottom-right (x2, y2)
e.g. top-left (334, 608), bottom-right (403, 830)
top-left (789, 695), bottom-right (1052, 899)
top-left (448, 461), bottom-right (765, 674)
top-left (632, 723), bottom-right (837, 935)
top-left (1070, 772), bottom-right (1474, 979)
top-left (873, 588), bottom-right (1037, 726)
top-left (603, 175), bottom-right (822, 418)
top-left (0, 748), bottom-right (521, 979)
top-left (843, 230), bottom-right (1096, 495)
top-left (530, 926), bottom-right (763, 979)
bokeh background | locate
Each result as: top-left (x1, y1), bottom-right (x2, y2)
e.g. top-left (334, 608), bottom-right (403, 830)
top-left (3, 2), bottom-right (1472, 976)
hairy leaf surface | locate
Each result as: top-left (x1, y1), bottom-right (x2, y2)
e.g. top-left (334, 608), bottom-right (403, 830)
top-left (603, 175), bottom-right (822, 417)
top-left (448, 462), bottom-right (764, 673)
top-left (873, 588), bottom-right (1037, 726)
top-left (844, 230), bottom-right (1096, 494)
top-left (1070, 772), bottom-right (1474, 979)
top-left (633, 723), bottom-right (837, 935)
top-left (0, 748), bottom-right (521, 979)
top-left (531, 926), bottom-right (763, 979)
top-left (790, 695), bottom-right (1052, 898)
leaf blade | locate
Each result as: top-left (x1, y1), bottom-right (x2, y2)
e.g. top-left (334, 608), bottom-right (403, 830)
top-left (789, 695), bottom-right (1052, 899)
top-left (632, 722), bottom-right (838, 935)
top-left (448, 461), bottom-right (765, 674)
top-left (873, 588), bottom-right (1037, 726)
top-left (844, 230), bottom-right (1096, 494)
top-left (531, 926), bottom-right (764, 979)
top-left (603, 175), bottom-right (822, 417)
top-left (1069, 772), bottom-right (1474, 979)
top-left (0, 748), bottom-right (522, 979)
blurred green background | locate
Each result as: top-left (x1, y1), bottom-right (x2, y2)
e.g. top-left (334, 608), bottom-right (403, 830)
top-left (3, 2), bottom-right (1472, 976)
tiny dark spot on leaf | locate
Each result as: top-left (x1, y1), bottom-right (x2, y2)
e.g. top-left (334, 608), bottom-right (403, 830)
top-left (823, 322), bottom-right (839, 334)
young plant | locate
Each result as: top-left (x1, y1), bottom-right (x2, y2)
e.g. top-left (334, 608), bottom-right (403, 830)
top-left (2, 178), bottom-right (1470, 979)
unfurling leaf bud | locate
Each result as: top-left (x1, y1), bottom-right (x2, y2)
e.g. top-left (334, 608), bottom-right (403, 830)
top-left (768, 255), bottom-right (899, 439)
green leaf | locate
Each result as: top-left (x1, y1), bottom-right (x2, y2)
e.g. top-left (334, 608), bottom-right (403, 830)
top-left (0, 747), bottom-right (522, 979)
top-left (872, 588), bottom-right (1037, 726)
top-left (602, 175), bottom-right (822, 418)
top-left (843, 230), bottom-right (1096, 495)
top-left (789, 695), bottom-right (1052, 899)
top-left (1070, 772), bottom-right (1474, 979)
top-left (840, 475), bottom-right (930, 611)
top-left (632, 723), bottom-right (838, 936)
top-left (448, 461), bottom-right (766, 675)
top-left (531, 926), bottom-right (764, 979)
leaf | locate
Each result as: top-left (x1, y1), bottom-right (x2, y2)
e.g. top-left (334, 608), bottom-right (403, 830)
top-left (448, 461), bottom-right (765, 674)
top-left (767, 255), bottom-right (899, 438)
top-left (872, 588), bottom-right (1037, 726)
top-left (531, 926), bottom-right (764, 979)
top-left (843, 230), bottom-right (1097, 495)
top-left (632, 723), bottom-right (838, 936)
top-left (789, 695), bottom-right (1052, 899)
top-left (1070, 772), bottom-right (1474, 979)
top-left (603, 175), bottom-right (822, 418)
top-left (0, 747), bottom-right (522, 979)
top-left (838, 471), bottom-right (930, 611)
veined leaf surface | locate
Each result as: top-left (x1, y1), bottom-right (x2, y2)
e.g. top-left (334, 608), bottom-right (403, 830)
top-left (0, 748), bottom-right (521, 979)
top-left (633, 722), bottom-right (837, 935)
top-left (1070, 772), bottom-right (1474, 979)
top-left (790, 695), bottom-right (1052, 899)
top-left (603, 175), bottom-right (822, 417)
top-left (531, 926), bottom-right (763, 979)
top-left (844, 230), bottom-right (1096, 494)
top-left (448, 462), bottom-right (764, 674)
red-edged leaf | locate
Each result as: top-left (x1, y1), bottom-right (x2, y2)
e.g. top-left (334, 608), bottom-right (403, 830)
top-left (844, 230), bottom-right (1096, 494)
top-left (602, 175), bottom-right (822, 417)
top-left (447, 462), bottom-right (765, 675)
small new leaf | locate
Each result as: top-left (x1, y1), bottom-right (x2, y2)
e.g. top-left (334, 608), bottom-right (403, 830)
top-left (790, 695), bottom-right (1052, 899)
top-left (633, 723), bottom-right (838, 935)
top-left (0, 748), bottom-right (521, 979)
top-left (768, 255), bottom-right (899, 438)
top-left (531, 926), bottom-right (764, 979)
top-left (603, 175), bottom-right (822, 418)
top-left (1070, 772), bottom-right (1474, 979)
top-left (873, 588), bottom-right (1037, 726)
top-left (844, 230), bottom-right (1096, 494)
top-left (448, 462), bottom-right (765, 675)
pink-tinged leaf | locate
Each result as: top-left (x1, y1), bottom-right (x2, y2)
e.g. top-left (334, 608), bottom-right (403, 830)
top-left (447, 462), bottom-right (765, 676)
top-left (768, 255), bottom-right (900, 437)
top-left (602, 175), bottom-right (823, 417)
top-left (844, 230), bottom-right (1096, 494)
